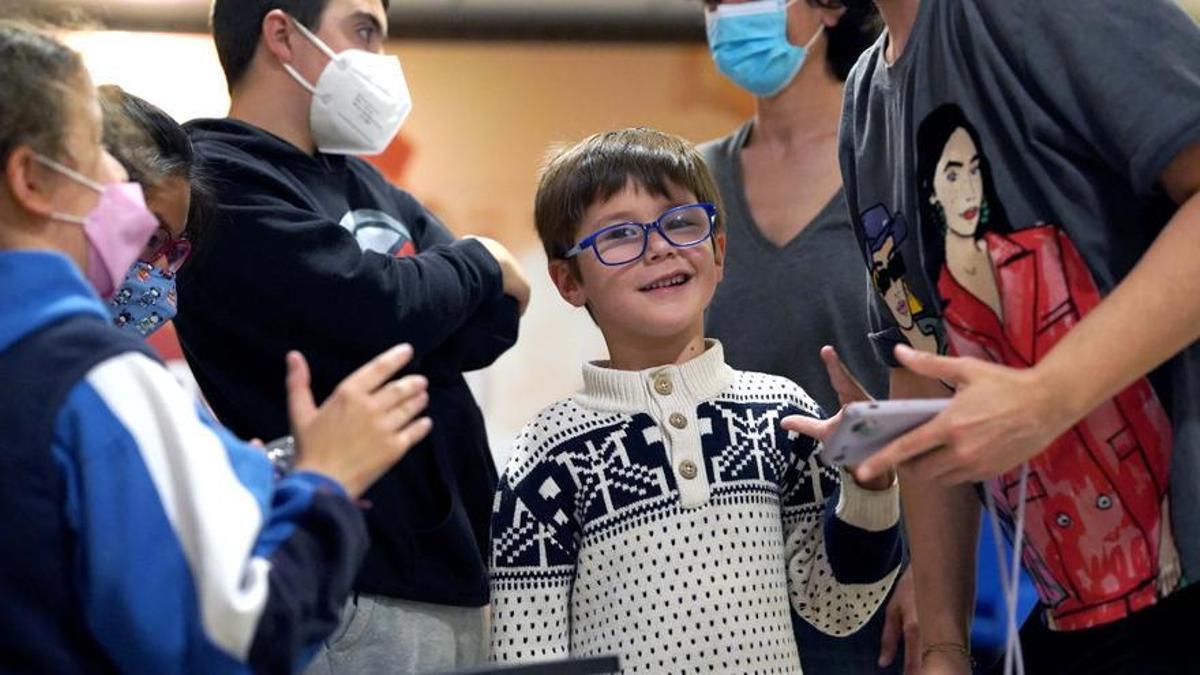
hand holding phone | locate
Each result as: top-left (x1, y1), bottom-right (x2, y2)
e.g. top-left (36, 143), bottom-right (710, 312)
top-left (819, 399), bottom-right (951, 467)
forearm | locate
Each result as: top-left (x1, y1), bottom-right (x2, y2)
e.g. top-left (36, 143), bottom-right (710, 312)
top-left (824, 470), bottom-right (903, 584)
top-left (431, 295), bottom-right (520, 372)
top-left (66, 361), bottom-right (368, 672)
top-left (489, 469), bottom-right (577, 662)
top-left (1034, 192), bottom-right (1200, 423)
top-left (787, 470), bottom-right (901, 637)
top-left (249, 474), bottom-right (368, 673)
top-left (787, 510), bottom-right (901, 637)
top-left (900, 474), bottom-right (979, 646)
top-left (890, 369), bottom-right (978, 648)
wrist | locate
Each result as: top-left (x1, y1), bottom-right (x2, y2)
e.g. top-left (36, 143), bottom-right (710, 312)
top-left (853, 467), bottom-right (896, 491)
top-left (837, 468), bottom-right (900, 531)
top-left (292, 457), bottom-right (362, 499)
top-left (1027, 355), bottom-right (1094, 428)
top-left (287, 470), bottom-right (351, 499)
top-left (920, 643), bottom-right (974, 673)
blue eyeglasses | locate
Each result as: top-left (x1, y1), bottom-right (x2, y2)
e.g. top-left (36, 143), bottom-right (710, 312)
top-left (563, 202), bottom-right (717, 266)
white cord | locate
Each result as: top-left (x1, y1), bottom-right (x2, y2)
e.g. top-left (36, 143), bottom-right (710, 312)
top-left (984, 463), bottom-right (1028, 675)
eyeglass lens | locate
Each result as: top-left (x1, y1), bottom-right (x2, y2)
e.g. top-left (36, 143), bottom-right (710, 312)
top-left (593, 205), bottom-right (712, 265)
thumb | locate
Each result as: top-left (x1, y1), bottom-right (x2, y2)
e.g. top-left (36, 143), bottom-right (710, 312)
top-left (894, 344), bottom-right (964, 385)
top-left (286, 351), bottom-right (317, 430)
top-left (822, 345), bottom-right (872, 406)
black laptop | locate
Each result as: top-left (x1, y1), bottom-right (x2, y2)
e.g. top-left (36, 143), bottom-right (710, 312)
top-left (434, 656), bottom-right (621, 675)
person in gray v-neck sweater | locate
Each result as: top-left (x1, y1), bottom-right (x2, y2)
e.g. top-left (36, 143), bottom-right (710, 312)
top-left (703, 125), bottom-right (888, 417)
top-left (698, 1), bottom-right (911, 673)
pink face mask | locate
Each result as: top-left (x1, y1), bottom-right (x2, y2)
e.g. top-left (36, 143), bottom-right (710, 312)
top-left (36, 155), bottom-right (160, 299)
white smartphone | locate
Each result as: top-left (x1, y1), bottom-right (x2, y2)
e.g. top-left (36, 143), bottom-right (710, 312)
top-left (819, 399), bottom-right (951, 467)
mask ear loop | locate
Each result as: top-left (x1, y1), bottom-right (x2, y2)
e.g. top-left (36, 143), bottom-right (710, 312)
top-left (34, 155), bottom-right (105, 192)
top-left (281, 16), bottom-right (341, 96)
top-left (34, 154), bottom-right (104, 224)
top-left (289, 16), bottom-right (340, 61)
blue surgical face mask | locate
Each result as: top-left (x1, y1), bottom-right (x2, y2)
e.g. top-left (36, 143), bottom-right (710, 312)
top-left (109, 261), bottom-right (178, 338)
top-left (706, 0), bottom-right (812, 97)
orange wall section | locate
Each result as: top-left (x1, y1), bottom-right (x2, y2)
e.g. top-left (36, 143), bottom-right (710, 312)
top-left (381, 40), bottom-right (753, 251)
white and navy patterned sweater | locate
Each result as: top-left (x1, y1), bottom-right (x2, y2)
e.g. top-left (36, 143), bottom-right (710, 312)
top-left (489, 342), bottom-right (902, 673)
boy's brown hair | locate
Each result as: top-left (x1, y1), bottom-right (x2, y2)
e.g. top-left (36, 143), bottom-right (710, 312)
top-left (534, 127), bottom-right (725, 265)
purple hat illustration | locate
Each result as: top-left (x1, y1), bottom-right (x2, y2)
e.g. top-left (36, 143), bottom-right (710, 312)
top-left (861, 203), bottom-right (909, 254)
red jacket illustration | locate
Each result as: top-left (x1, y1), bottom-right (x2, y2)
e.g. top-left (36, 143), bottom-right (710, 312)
top-left (937, 225), bottom-right (1179, 631)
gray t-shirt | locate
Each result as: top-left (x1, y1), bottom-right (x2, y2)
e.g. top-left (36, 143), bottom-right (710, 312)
top-left (840, 0), bottom-right (1200, 631)
top-left (701, 122), bottom-right (889, 417)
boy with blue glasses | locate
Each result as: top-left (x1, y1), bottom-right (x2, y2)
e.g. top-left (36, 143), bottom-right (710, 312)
top-left (488, 127), bottom-right (904, 673)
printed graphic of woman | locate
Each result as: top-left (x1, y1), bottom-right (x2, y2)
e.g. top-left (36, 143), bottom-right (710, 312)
top-left (861, 204), bottom-right (943, 356)
top-left (917, 103), bottom-right (1180, 631)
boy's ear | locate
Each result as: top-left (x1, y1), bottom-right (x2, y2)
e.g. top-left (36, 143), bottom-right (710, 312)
top-left (548, 258), bottom-right (588, 308)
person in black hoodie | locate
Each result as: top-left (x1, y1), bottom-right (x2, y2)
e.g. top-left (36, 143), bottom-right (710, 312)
top-left (176, 1), bottom-right (530, 671)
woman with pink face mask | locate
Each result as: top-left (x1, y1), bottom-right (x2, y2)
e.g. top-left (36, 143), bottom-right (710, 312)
top-left (0, 21), bottom-right (435, 673)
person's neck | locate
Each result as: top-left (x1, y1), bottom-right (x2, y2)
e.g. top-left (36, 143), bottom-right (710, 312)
top-left (603, 325), bottom-right (708, 372)
top-left (876, 0), bottom-right (922, 65)
top-left (750, 42), bottom-right (843, 150)
top-left (228, 74), bottom-right (316, 155)
top-left (0, 210), bottom-right (81, 265)
top-left (0, 227), bottom-right (46, 254)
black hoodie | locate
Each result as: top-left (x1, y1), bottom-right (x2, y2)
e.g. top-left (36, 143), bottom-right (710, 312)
top-left (176, 118), bottom-right (517, 606)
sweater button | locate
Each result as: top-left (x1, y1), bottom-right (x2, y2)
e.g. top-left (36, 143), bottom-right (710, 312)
top-left (654, 374), bottom-right (674, 396)
top-left (678, 459), bottom-right (698, 480)
top-left (669, 413), bottom-right (688, 429)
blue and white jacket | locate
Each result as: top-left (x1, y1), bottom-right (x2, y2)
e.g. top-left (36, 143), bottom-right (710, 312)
top-left (0, 251), bottom-right (367, 674)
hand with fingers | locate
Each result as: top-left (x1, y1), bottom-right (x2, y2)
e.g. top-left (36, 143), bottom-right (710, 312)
top-left (781, 345), bottom-right (896, 490)
top-left (878, 566), bottom-right (921, 675)
top-left (856, 344), bottom-right (1072, 486)
top-left (287, 343), bottom-right (433, 499)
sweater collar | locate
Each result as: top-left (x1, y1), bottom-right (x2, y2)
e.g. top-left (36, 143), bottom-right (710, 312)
top-left (577, 339), bottom-right (736, 413)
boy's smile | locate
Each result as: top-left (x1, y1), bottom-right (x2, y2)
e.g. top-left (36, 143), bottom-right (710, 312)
top-left (639, 271), bottom-right (694, 293)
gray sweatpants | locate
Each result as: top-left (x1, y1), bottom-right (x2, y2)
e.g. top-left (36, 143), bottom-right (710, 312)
top-left (302, 594), bottom-right (488, 674)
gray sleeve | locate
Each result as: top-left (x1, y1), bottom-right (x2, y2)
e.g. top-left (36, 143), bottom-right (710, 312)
top-left (864, 273), bottom-right (907, 368)
top-left (838, 80), bottom-right (907, 369)
top-left (1010, 0), bottom-right (1200, 195)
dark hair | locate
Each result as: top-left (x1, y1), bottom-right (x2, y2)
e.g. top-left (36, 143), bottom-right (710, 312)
top-left (98, 85), bottom-right (214, 252)
top-left (0, 21), bottom-right (86, 169)
top-left (535, 127), bottom-right (724, 263)
top-left (812, 0), bottom-right (882, 82)
top-left (210, 0), bottom-right (390, 92)
top-left (915, 103), bottom-right (1012, 242)
top-left (915, 103), bottom-right (1013, 283)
